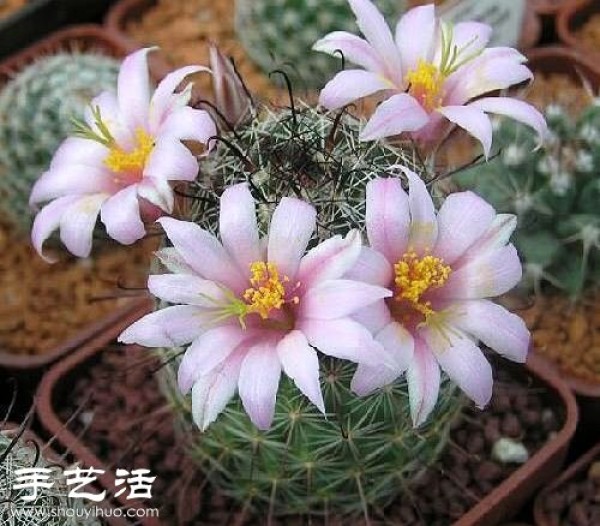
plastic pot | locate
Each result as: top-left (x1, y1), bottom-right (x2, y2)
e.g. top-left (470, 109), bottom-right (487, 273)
top-left (557, 0), bottom-right (600, 65)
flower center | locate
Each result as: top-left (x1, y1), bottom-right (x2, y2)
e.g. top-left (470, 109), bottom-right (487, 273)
top-left (393, 250), bottom-right (451, 319)
top-left (104, 128), bottom-right (154, 174)
top-left (406, 60), bottom-right (446, 112)
top-left (243, 262), bottom-right (298, 320)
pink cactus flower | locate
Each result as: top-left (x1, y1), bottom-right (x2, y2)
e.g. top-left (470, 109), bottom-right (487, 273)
top-left (30, 48), bottom-right (216, 261)
top-left (348, 170), bottom-right (530, 426)
top-left (314, 0), bottom-right (547, 156)
top-left (119, 183), bottom-right (392, 430)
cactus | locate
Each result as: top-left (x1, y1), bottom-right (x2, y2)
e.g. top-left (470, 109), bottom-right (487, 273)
top-left (157, 101), bottom-right (464, 517)
top-left (0, 426), bottom-right (100, 525)
top-left (234, 0), bottom-right (406, 89)
top-left (456, 100), bottom-right (600, 298)
top-left (0, 52), bottom-right (120, 233)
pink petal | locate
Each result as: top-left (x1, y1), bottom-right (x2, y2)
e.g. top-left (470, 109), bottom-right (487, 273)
top-left (144, 139), bottom-right (199, 182)
top-left (118, 48), bottom-right (152, 131)
top-left (86, 91), bottom-right (133, 147)
top-left (30, 165), bottom-right (115, 205)
top-left (191, 349), bottom-right (245, 431)
top-left (158, 217), bottom-right (247, 294)
top-left (155, 247), bottom-right (196, 275)
top-left (319, 69), bottom-right (393, 110)
top-left (277, 330), bottom-right (325, 413)
top-left (437, 105), bottom-right (493, 158)
top-left (147, 274), bottom-right (229, 307)
top-left (136, 176), bottom-right (174, 213)
top-left (59, 194), bottom-right (106, 258)
top-left (365, 177), bottom-right (409, 264)
top-left (31, 195), bottom-right (79, 262)
top-left (425, 329), bottom-right (493, 409)
top-left (351, 362), bottom-right (399, 396)
top-left (360, 93), bottom-right (429, 141)
top-left (118, 305), bottom-right (208, 347)
top-left (219, 183), bottom-right (261, 274)
top-left (50, 137), bottom-right (109, 170)
top-left (349, 0), bottom-right (403, 84)
top-left (178, 326), bottom-right (252, 393)
top-left (159, 107), bottom-right (216, 146)
top-left (450, 22), bottom-right (492, 56)
top-left (405, 168), bottom-right (438, 253)
top-left (457, 214), bottom-right (517, 264)
top-left (313, 31), bottom-right (386, 74)
top-left (344, 247), bottom-right (394, 287)
top-left (238, 341), bottom-right (282, 430)
top-left (433, 191), bottom-right (496, 265)
top-left (470, 97), bottom-right (548, 142)
top-left (407, 338), bottom-right (440, 427)
top-left (267, 197), bottom-right (316, 281)
top-left (300, 279), bottom-right (391, 320)
top-left (395, 5), bottom-right (436, 75)
top-left (297, 230), bottom-right (362, 290)
top-left (100, 185), bottom-right (146, 245)
top-left (452, 300), bottom-right (530, 363)
top-left (351, 299), bottom-right (391, 334)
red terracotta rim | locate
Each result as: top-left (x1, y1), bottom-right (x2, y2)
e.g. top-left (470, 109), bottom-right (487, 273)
top-left (531, 351), bottom-right (600, 398)
top-left (533, 439), bottom-right (600, 524)
top-left (557, 0), bottom-right (600, 59)
top-left (531, 0), bottom-right (578, 16)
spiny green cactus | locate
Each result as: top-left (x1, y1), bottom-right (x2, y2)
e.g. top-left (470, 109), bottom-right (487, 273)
top-left (456, 100), bottom-right (600, 298)
top-left (234, 0), bottom-right (406, 89)
top-left (0, 428), bottom-right (100, 525)
top-left (158, 102), bottom-right (464, 517)
top-left (0, 52), bottom-right (119, 232)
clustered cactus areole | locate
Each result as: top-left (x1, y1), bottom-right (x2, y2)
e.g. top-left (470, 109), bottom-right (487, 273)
top-left (234, 0), bottom-right (406, 89)
top-left (156, 101), bottom-right (465, 516)
top-left (457, 101), bottom-right (600, 298)
top-left (0, 52), bottom-right (120, 232)
top-left (0, 428), bottom-right (100, 526)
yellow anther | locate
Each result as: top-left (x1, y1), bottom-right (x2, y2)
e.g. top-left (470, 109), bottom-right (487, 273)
top-left (406, 60), bottom-right (446, 112)
top-left (394, 251), bottom-right (451, 318)
top-left (243, 262), bottom-right (292, 319)
top-left (104, 128), bottom-right (154, 173)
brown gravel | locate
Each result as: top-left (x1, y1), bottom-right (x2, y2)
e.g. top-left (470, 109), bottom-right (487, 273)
top-left (525, 72), bottom-right (595, 116)
top-left (575, 14), bottom-right (600, 56)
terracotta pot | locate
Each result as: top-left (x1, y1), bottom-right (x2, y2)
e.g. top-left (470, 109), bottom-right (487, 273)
top-left (557, 0), bottom-right (600, 64)
top-left (533, 440), bottom-right (600, 525)
top-left (36, 298), bottom-right (157, 526)
top-left (37, 328), bottom-right (577, 526)
top-left (530, 0), bottom-right (577, 16)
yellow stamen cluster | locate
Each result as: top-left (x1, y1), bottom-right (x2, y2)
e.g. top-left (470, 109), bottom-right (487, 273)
top-left (104, 128), bottom-right (154, 174)
top-left (243, 262), bottom-right (295, 319)
top-left (406, 60), bottom-right (446, 112)
top-left (394, 251), bottom-right (451, 318)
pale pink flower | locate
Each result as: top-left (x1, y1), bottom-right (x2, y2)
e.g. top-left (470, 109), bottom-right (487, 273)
top-left (348, 170), bottom-right (530, 426)
top-left (314, 0), bottom-right (547, 156)
top-left (119, 183), bottom-right (391, 430)
top-left (30, 48), bottom-right (216, 261)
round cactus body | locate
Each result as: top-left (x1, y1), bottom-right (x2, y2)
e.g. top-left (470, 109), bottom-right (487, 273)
top-left (234, 0), bottom-right (406, 89)
top-left (159, 102), bottom-right (464, 517)
top-left (0, 52), bottom-right (120, 232)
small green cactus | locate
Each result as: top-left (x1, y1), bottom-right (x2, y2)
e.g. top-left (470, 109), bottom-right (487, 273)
top-left (234, 0), bottom-right (406, 89)
top-left (0, 52), bottom-right (119, 232)
top-left (0, 427), bottom-right (100, 525)
top-left (456, 100), bottom-right (600, 298)
top-left (158, 102), bottom-right (464, 517)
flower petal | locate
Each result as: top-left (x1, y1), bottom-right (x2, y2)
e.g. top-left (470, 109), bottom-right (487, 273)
top-left (154, 247), bottom-right (196, 275)
top-left (219, 183), bottom-right (261, 273)
top-left (351, 362), bottom-right (399, 396)
top-left (395, 4), bottom-right (436, 74)
top-left (377, 321), bottom-right (415, 371)
top-left (147, 274), bottom-right (229, 307)
top-left (158, 217), bottom-right (247, 293)
top-left (319, 70), bottom-right (393, 110)
top-left (144, 139), bottom-right (199, 182)
top-left (300, 279), bottom-right (391, 320)
top-left (268, 197), bottom-right (316, 281)
top-left (405, 168), bottom-right (438, 253)
top-left (118, 305), bottom-right (208, 347)
top-left (434, 191), bottom-right (496, 265)
top-left (100, 185), bottom-right (146, 245)
top-left (238, 341), bottom-right (282, 430)
top-left (49, 137), bottom-right (109, 170)
top-left (437, 105), bottom-right (493, 158)
top-left (86, 91), bottom-right (133, 147)
top-left (136, 176), bottom-right (174, 213)
top-left (452, 300), bottom-right (530, 363)
top-left (351, 299), bottom-right (391, 334)
top-left (277, 330), bottom-right (325, 413)
top-left (365, 177), bottom-right (410, 264)
top-left (344, 247), bottom-right (394, 287)
top-left (118, 48), bottom-right (153, 131)
top-left (407, 339), bottom-right (440, 427)
top-left (59, 194), bottom-right (106, 258)
top-left (160, 107), bottom-right (216, 146)
top-left (313, 31), bottom-right (386, 74)
top-left (31, 195), bottom-right (79, 262)
top-left (450, 22), bottom-right (492, 57)
top-left (457, 214), bottom-right (517, 264)
top-left (360, 93), bottom-right (429, 141)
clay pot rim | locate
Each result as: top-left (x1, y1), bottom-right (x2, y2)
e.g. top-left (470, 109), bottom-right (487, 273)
top-left (37, 325), bottom-right (577, 526)
top-left (526, 44), bottom-right (600, 87)
top-left (533, 437), bottom-right (600, 524)
top-left (531, 0), bottom-right (578, 16)
top-left (557, 0), bottom-right (600, 58)
top-left (531, 351), bottom-right (600, 398)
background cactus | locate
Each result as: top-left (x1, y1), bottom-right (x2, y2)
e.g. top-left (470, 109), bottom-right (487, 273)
top-left (234, 0), bottom-right (406, 90)
top-left (158, 102), bottom-right (464, 517)
top-left (0, 52), bottom-right (119, 233)
top-left (456, 100), bottom-right (600, 298)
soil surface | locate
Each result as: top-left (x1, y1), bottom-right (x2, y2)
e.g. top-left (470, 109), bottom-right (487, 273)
top-left (525, 71), bottom-right (594, 116)
top-left (575, 14), bottom-right (600, 55)
top-left (59, 347), bottom-right (563, 525)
